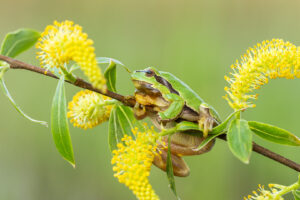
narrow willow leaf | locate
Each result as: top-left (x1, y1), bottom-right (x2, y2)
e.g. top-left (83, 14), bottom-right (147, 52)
top-left (108, 106), bottom-right (124, 152)
top-left (227, 119), bottom-right (252, 164)
top-left (194, 131), bottom-right (224, 150)
top-left (211, 111), bottom-right (239, 134)
top-left (249, 121), bottom-right (300, 146)
top-left (0, 78), bottom-right (47, 126)
top-left (51, 76), bottom-right (75, 167)
top-left (293, 190), bottom-right (300, 200)
top-left (116, 105), bottom-right (145, 137)
top-left (97, 57), bottom-right (131, 73)
top-left (166, 135), bottom-right (181, 200)
top-left (104, 60), bottom-right (117, 92)
top-left (0, 29), bottom-right (40, 58)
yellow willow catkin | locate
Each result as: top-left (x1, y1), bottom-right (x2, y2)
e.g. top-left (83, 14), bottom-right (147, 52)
top-left (244, 184), bottom-right (284, 200)
top-left (36, 20), bottom-right (106, 91)
top-left (224, 39), bottom-right (300, 110)
top-left (111, 126), bottom-right (160, 200)
top-left (67, 90), bottom-right (113, 129)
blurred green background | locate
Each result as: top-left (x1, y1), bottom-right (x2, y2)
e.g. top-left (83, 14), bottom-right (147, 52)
top-left (1, 0), bottom-right (300, 199)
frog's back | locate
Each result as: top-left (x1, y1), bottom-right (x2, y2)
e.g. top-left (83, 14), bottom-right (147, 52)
top-left (159, 71), bottom-right (204, 112)
top-left (159, 71), bottom-right (221, 123)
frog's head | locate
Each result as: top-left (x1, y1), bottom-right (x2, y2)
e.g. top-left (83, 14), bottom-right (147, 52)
top-left (131, 67), bottom-right (161, 94)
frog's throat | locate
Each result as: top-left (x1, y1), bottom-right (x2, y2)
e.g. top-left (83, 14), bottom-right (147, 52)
top-left (132, 80), bottom-right (161, 94)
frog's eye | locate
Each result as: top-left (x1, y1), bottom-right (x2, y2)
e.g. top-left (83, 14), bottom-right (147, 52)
top-left (145, 69), bottom-right (155, 77)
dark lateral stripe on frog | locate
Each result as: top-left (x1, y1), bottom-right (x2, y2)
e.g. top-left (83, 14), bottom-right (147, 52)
top-left (153, 74), bottom-right (180, 95)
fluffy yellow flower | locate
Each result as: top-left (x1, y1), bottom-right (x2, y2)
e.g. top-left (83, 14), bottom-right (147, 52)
top-left (244, 184), bottom-right (284, 200)
top-left (111, 126), bottom-right (159, 200)
top-left (224, 39), bottom-right (300, 110)
top-left (36, 20), bottom-right (106, 91)
top-left (67, 90), bottom-right (113, 129)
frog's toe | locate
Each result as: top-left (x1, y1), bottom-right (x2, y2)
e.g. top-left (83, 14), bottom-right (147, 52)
top-left (198, 116), bottom-right (214, 137)
top-left (198, 105), bottom-right (215, 137)
top-left (133, 103), bottom-right (147, 120)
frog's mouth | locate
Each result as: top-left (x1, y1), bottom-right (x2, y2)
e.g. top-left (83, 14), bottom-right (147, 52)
top-left (132, 80), bottom-right (161, 95)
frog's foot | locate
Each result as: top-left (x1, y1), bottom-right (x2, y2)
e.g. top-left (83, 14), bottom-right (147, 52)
top-left (133, 103), bottom-right (147, 120)
top-left (152, 145), bottom-right (190, 177)
top-left (198, 105), bottom-right (215, 137)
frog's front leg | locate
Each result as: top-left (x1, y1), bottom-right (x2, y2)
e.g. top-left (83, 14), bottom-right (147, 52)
top-left (133, 103), bottom-right (147, 120)
top-left (198, 104), bottom-right (216, 138)
top-left (158, 93), bottom-right (185, 121)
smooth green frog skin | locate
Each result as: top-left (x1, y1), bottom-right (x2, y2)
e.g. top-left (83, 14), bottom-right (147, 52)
top-left (131, 67), bottom-right (221, 137)
top-left (131, 67), bottom-right (221, 177)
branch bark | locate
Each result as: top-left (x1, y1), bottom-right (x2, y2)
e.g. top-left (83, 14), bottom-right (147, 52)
top-left (0, 55), bottom-right (136, 107)
top-left (217, 134), bottom-right (300, 172)
top-left (0, 54), bottom-right (299, 173)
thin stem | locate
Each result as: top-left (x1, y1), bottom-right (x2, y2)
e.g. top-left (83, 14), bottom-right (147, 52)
top-left (275, 181), bottom-right (299, 198)
top-left (1, 54), bottom-right (300, 173)
top-left (159, 127), bottom-right (178, 137)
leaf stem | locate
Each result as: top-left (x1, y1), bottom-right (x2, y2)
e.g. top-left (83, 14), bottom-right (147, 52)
top-left (275, 181), bottom-right (299, 198)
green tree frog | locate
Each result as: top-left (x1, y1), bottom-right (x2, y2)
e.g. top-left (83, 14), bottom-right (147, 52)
top-left (131, 67), bottom-right (221, 176)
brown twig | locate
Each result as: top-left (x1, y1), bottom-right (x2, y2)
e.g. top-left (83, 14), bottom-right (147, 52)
top-left (0, 54), bottom-right (299, 173)
top-left (217, 134), bottom-right (300, 172)
top-left (0, 54), bottom-right (135, 107)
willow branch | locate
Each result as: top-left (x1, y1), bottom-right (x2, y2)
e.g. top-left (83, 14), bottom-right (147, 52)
top-left (0, 54), bottom-right (299, 173)
top-left (0, 54), bottom-right (135, 107)
top-left (217, 134), bottom-right (300, 172)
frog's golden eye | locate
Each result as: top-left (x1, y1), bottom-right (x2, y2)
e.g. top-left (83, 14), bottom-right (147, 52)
top-left (145, 69), bottom-right (155, 77)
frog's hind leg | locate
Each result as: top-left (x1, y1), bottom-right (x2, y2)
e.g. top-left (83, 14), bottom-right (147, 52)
top-left (153, 146), bottom-right (190, 177)
top-left (163, 132), bottom-right (216, 156)
top-left (198, 104), bottom-right (215, 137)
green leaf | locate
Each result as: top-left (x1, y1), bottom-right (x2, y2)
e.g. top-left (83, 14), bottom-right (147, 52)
top-left (0, 78), bottom-right (47, 126)
top-left (175, 110), bottom-right (238, 135)
top-left (293, 190), bottom-right (300, 200)
top-left (116, 105), bottom-right (145, 136)
top-left (97, 57), bottom-right (131, 73)
top-left (227, 119), bottom-right (252, 164)
top-left (51, 76), bottom-right (75, 167)
top-left (166, 135), bottom-right (181, 200)
top-left (97, 57), bottom-right (125, 66)
top-left (104, 60), bottom-right (117, 92)
top-left (0, 29), bottom-right (40, 58)
top-left (194, 131), bottom-right (224, 150)
top-left (108, 107), bottom-right (124, 152)
top-left (108, 105), bottom-right (145, 152)
top-left (248, 121), bottom-right (300, 146)
top-left (211, 111), bottom-right (238, 134)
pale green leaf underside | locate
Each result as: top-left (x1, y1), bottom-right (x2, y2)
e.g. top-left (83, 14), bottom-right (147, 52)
top-left (51, 76), bottom-right (75, 167)
top-left (293, 190), bottom-right (300, 200)
top-left (166, 135), bottom-right (181, 200)
top-left (97, 57), bottom-right (131, 73)
top-left (108, 106), bottom-right (124, 152)
top-left (104, 61), bottom-right (117, 92)
top-left (227, 119), bottom-right (252, 164)
top-left (0, 78), bottom-right (48, 126)
top-left (249, 121), bottom-right (300, 146)
top-left (108, 105), bottom-right (145, 152)
top-left (195, 131), bottom-right (224, 150)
